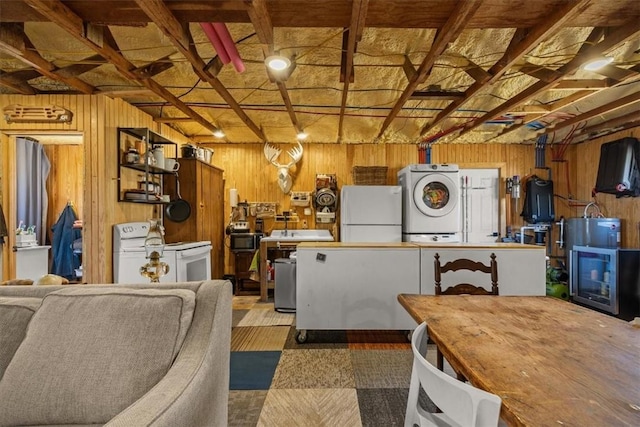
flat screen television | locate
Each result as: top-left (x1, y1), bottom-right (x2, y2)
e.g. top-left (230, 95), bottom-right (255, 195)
top-left (594, 137), bottom-right (640, 198)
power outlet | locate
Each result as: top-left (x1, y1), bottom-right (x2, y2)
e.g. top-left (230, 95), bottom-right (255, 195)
top-left (302, 219), bottom-right (308, 229)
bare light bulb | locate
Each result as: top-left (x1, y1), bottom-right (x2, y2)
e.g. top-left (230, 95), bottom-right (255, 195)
top-left (583, 57), bottom-right (613, 71)
top-left (265, 56), bottom-right (291, 71)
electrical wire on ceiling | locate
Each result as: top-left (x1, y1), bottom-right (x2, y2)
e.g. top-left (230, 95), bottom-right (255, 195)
top-left (133, 99), bottom-right (491, 115)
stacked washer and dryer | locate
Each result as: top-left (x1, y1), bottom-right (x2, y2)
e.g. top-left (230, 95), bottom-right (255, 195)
top-left (397, 164), bottom-right (461, 243)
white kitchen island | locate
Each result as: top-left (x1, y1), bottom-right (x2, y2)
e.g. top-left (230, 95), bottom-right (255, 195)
top-left (296, 243), bottom-right (420, 342)
top-left (295, 242), bottom-right (546, 343)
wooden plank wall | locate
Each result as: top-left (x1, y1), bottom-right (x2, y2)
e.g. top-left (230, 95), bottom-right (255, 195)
top-left (2, 94), bottom-right (638, 282)
top-left (563, 128), bottom-right (640, 249)
top-left (1, 94), bottom-right (190, 283)
top-left (209, 142), bottom-right (533, 273)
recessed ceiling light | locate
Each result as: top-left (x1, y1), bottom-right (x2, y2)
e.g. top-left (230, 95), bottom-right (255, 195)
top-left (265, 55), bottom-right (291, 71)
top-left (296, 131), bottom-right (308, 140)
top-left (583, 57), bottom-right (614, 71)
top-left (213, 129), bottom-right (225, 138)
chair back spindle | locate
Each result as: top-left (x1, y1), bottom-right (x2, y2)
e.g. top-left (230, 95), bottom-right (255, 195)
top-left (434, 253), bottom-right (498, 295)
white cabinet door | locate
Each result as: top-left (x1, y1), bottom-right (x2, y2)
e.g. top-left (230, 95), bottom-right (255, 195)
top-left (460, 169), bottom-right (499, 243)
top-left (419, 247), bottom-right (546, 296)
top-left (297, 247), bottom-right (419, 330)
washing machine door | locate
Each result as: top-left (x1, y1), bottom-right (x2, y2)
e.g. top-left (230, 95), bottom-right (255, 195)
top-left (412, 173), bottom-right (459, 217)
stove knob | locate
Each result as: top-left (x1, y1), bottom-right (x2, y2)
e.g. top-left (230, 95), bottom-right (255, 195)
top-left (432, 235), bottom-right (438, 241)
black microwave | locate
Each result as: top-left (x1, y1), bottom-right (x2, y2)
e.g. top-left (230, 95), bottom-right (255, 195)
top-left (230, 233), bottom-right (262, 252)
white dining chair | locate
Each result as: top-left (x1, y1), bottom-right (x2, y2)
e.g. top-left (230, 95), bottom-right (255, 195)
top-left (404, 322), bottom-right (503, 427)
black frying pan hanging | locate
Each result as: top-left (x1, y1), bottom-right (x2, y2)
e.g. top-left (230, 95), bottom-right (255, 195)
top-left (165, 172), bottom-right (191, 222)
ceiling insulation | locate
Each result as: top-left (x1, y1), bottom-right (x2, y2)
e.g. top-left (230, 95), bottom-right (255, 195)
top-left (0, 0), bottom-right (639, 145)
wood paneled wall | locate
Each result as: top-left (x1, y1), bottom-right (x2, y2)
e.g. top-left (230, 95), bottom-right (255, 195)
top-left (2, 94), bottom-right (638, 282)
top-left (210, 142), bottom-right (532, 273)
top-left (210, 142), bottom-right (533, 221)
top-left (1, 95), bottom-right (190, 283)
top-left (563, 129), bottom-right (640, 249)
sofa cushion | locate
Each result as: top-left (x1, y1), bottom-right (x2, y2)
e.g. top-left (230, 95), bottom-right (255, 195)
top-left (0, 287), bottom-right (196, 426)
top-left (0, 297), bottom-right (41, 379)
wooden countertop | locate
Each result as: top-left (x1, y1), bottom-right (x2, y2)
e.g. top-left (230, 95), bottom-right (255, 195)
top-left (397, 294), bottom-right (640, 427)
top-left (297, 242), bottom-right (417, 249)
top-left (296, 242), bottom-right (545, 249)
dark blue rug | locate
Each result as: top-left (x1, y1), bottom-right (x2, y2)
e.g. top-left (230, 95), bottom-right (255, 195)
top-left (230, 351), bottom-right (282, 390)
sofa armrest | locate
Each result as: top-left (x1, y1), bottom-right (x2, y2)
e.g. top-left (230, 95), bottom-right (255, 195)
top-left (105, 280), bottom-right (232, 427)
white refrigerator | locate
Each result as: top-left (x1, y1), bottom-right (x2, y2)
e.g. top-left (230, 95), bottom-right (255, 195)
top-left (340, 185), bottom-right (402, 242)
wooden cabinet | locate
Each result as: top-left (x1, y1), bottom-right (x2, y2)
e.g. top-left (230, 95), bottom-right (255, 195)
top-left (163, 159), bottom-right (225, 279)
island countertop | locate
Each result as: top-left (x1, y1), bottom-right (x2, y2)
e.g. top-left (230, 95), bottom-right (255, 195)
top-left (296, 242), bottom-right (545, 250)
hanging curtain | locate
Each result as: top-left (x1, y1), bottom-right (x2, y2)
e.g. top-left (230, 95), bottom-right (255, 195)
top-left (16, 137), bottom-right (51, 245)
top-left (50, 204), bottom-right (81, 279)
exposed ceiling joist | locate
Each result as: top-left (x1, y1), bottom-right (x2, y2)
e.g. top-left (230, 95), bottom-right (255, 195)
top-left (54, 54), bottom-right (105, 78)
top-left (132, 54), bottom-right (175, 79)
top-left (246, 0), bottom-right (303, 136)
top-left (463, 58), bottom-right (491, 83)
top-left (22, 0), bottom-right (223, 135)
top-left (339, 31), bottom-right (354, 84)
top-left (1, 1), bottom-right (638, 145)
top-left (593, 64), bottom-right (639, 82)
top-left (420, 0), bottom-right (591, 136)
top-left (244, 0), bottom-right (272, 46)
top-left (546, 90), bottom-right (640, 133)
top-left (492, 64), bottom-right (640, 141)
top-left (578, 109), bottom-right (640, 137)
top-left (339, 0), bottom-right (369, 140)
top-left (133, 0), bottom-right (266, 139)
top-left (0, 69), bottom-right (41, 94)
top-left (402, 55), bottom-right (417, 82)
top-left (377, 0), bottom-right (482, 139)
top-left (518, 63), bottom-right (564, 83)
top-left (99, 89), bottom-right (160, 99)
top-left (554, 79), bottom-right (610, 90)
top-left (0, 22), bottom-right (96, 94)
top-left (461, 20), bottom-right (640, 136)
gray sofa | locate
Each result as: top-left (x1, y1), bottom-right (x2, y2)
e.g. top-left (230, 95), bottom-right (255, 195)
top-left (0, 280), bottom-right (232, 427)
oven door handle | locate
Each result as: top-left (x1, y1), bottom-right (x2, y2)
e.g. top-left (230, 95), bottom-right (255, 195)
top-left (176, 245), bottom-right (212, 259)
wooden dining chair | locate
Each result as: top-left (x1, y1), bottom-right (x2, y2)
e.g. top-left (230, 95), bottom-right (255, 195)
top-left (405, 322), bottom-right (502, 427)
top-left (433, 252), bottom-right (498, 379)
top-left (434, 252), bottom-right (498, 296)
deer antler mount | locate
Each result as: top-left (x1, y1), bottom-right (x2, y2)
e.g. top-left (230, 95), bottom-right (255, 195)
top-left (264, 142), bottom-right (303, 194)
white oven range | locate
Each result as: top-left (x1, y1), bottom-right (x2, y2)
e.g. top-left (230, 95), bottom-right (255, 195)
top-left (113, 222), bottom-right (212, 284)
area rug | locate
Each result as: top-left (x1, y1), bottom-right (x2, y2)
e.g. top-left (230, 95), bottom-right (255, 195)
top-left (236, 307), bottom-right (295, 327)
top-left (228, 296), bottom-right (448, 426)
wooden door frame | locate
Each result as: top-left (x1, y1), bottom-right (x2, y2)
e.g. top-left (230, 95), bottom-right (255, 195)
top-left (1, 131), bottom-right (84, 281)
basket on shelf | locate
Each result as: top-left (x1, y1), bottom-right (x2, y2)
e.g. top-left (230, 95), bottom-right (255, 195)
top-left (352, 166), bottom-right (388, 185)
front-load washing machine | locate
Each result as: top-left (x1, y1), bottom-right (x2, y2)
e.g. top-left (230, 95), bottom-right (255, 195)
top-left (397, 164), bottom-right (461, 242)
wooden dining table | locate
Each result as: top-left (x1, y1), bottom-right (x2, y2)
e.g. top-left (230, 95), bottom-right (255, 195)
top-left (397, 294), bottom-right (640, 427)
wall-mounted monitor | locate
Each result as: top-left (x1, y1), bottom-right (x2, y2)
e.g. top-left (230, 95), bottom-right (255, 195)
top-left (594, 137), bottom-right (640, 198)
